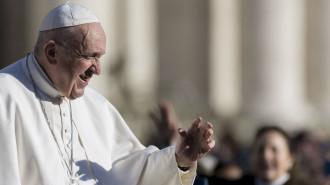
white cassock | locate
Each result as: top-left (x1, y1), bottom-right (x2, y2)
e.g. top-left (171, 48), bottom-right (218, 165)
top-left (0, 53), bottom-right (197, 185)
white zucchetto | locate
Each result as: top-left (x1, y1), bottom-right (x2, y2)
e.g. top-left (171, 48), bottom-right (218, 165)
top-left (39, 2), bottom-right (100, 31)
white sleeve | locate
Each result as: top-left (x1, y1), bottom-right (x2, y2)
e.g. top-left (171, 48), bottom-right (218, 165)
top-left (138, 146), bottom-right (197, 185)
top-left (178, 162), bottom-right (197, 185)
top-left (0, 96), bottom-right (21, 185)
top-left (103, 146), bottom-right (196, 185)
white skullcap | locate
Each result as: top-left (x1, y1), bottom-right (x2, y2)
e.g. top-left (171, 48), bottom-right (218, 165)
top-left (39, 2), bottom-right (100, 31)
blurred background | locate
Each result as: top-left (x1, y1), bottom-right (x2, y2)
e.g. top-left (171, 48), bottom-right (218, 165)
top-left (1, 0), bottom-right (330, 146)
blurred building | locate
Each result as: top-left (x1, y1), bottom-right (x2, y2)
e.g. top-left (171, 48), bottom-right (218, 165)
top-left (1, 0), bottom-right (330, 143)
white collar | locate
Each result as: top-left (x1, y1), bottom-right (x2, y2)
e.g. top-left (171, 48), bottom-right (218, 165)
top-left (24, 52), bottom-right (63, 99)
top-left (255, 173), bottom-right (290, 185)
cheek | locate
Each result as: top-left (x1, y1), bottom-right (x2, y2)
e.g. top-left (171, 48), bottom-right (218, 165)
top-left (71, 60), bottom-right (90, 76)
top-left (270, 155), bottom-right (291, 178)
top-left (277, 155), bottom-right (292, 170)
top-left (59, 58), bottom-right (77, 76)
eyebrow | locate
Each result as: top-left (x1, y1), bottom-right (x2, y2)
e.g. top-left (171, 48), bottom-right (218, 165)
top-left (83, 52), bottom-right (102, 57)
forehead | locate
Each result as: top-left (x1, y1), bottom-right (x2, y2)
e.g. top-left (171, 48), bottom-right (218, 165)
top-left (255, 131), bottom-right (289, 149)
top-left (73, 23), bottom-right (106, 54)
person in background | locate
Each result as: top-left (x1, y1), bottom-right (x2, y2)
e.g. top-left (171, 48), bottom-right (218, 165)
top-left (292, 131), bottom-right (329, 185)
top-left (246, 126), bottom-right (311, 185)
top-left (212, 162), bottom-right (243, 181)
top-left (209, 125), bottom-right (313, 185)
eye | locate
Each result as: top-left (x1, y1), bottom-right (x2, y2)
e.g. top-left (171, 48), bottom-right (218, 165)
top-left (77, 54), bottom-right (89, 59)
top-left (272, 146), bottom-right (277, 152)
top-left (77, 54), bottom-right (92, 60)
top-left (80, 54), bottom-right (101, 63)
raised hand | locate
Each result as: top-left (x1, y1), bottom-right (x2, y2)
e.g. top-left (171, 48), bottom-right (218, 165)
top-left (175, 117), bottom-right (215, 168)
top-left (149, 102), bottom-right (181, 147)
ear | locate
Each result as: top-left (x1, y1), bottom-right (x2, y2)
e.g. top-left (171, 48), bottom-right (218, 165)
top-left (44, 40), bottom-right (57, 65)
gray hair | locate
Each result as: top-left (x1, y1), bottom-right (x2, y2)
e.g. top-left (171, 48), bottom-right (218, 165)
top-left (34, 26), bottom-right (77, 56)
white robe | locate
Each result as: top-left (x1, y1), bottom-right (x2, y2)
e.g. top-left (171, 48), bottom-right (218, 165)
top-left (0, 53), bottom-right (196, 185)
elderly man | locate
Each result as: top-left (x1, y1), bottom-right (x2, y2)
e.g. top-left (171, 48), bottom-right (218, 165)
top-left (0, 2), bottom-right (215, 185)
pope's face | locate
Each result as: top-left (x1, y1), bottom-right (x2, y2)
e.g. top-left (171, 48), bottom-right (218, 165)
top-left (251, 131), bottom-right (293, 182)
top-left (54, 23), bottom-right (106, 99)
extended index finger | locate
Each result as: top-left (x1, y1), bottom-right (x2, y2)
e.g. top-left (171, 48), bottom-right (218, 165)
top-left (187, 117), bottom-right (202, 134)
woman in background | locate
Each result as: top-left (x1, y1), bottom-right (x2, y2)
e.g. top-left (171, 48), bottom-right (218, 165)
top-left (209, 125), bottom-right (312, 185)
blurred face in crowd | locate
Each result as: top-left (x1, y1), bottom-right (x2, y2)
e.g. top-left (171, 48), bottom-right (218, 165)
top-left (52, 23), bottom-right (106, 99)
top-left (251, 130), bottom-right (294, 182)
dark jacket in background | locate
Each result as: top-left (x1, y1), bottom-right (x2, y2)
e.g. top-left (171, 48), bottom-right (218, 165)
top-left (208, 174), bottom-right (313, 185)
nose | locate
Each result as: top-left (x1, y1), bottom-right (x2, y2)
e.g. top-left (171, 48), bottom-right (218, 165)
top-left (262, 148), bottom-right (273, 161)
top-left (90, 60), bottom-right (101, 75)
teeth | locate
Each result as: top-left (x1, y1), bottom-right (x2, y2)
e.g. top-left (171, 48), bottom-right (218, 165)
top-left (80, 69), bottom-right (93, 82)
top-left (79, 75), bottom-right (90, 82)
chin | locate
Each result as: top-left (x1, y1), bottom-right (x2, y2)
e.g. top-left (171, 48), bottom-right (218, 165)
top-left (70, 89), bottom-right (85, 100)
top-left (256, 171), bottom-right (270, 181)
top-left (261, 174), bottom-right (276, 182)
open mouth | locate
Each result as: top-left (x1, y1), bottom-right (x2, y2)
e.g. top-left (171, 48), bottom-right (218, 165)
top-left (79, 69), bottom-right (93, 82)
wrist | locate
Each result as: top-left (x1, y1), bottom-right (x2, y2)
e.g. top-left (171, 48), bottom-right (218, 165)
top-left (175, 153), bottom-right (194, 168)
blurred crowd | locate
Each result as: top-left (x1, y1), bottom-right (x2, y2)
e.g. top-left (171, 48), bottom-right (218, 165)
top-left (147, 102), bottom-right (330, 185)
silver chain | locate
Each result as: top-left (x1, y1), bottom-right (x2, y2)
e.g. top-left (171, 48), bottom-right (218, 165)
top-left (25, 53), bottom-right (76, 184)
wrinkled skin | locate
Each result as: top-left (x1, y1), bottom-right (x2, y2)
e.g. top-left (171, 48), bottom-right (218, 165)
top-left (37, 22), bottom-right (106, 100)
top-left (150, 103), bottom-right (216, 168)
top-left (175, 117), bottom-right (215, 167)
